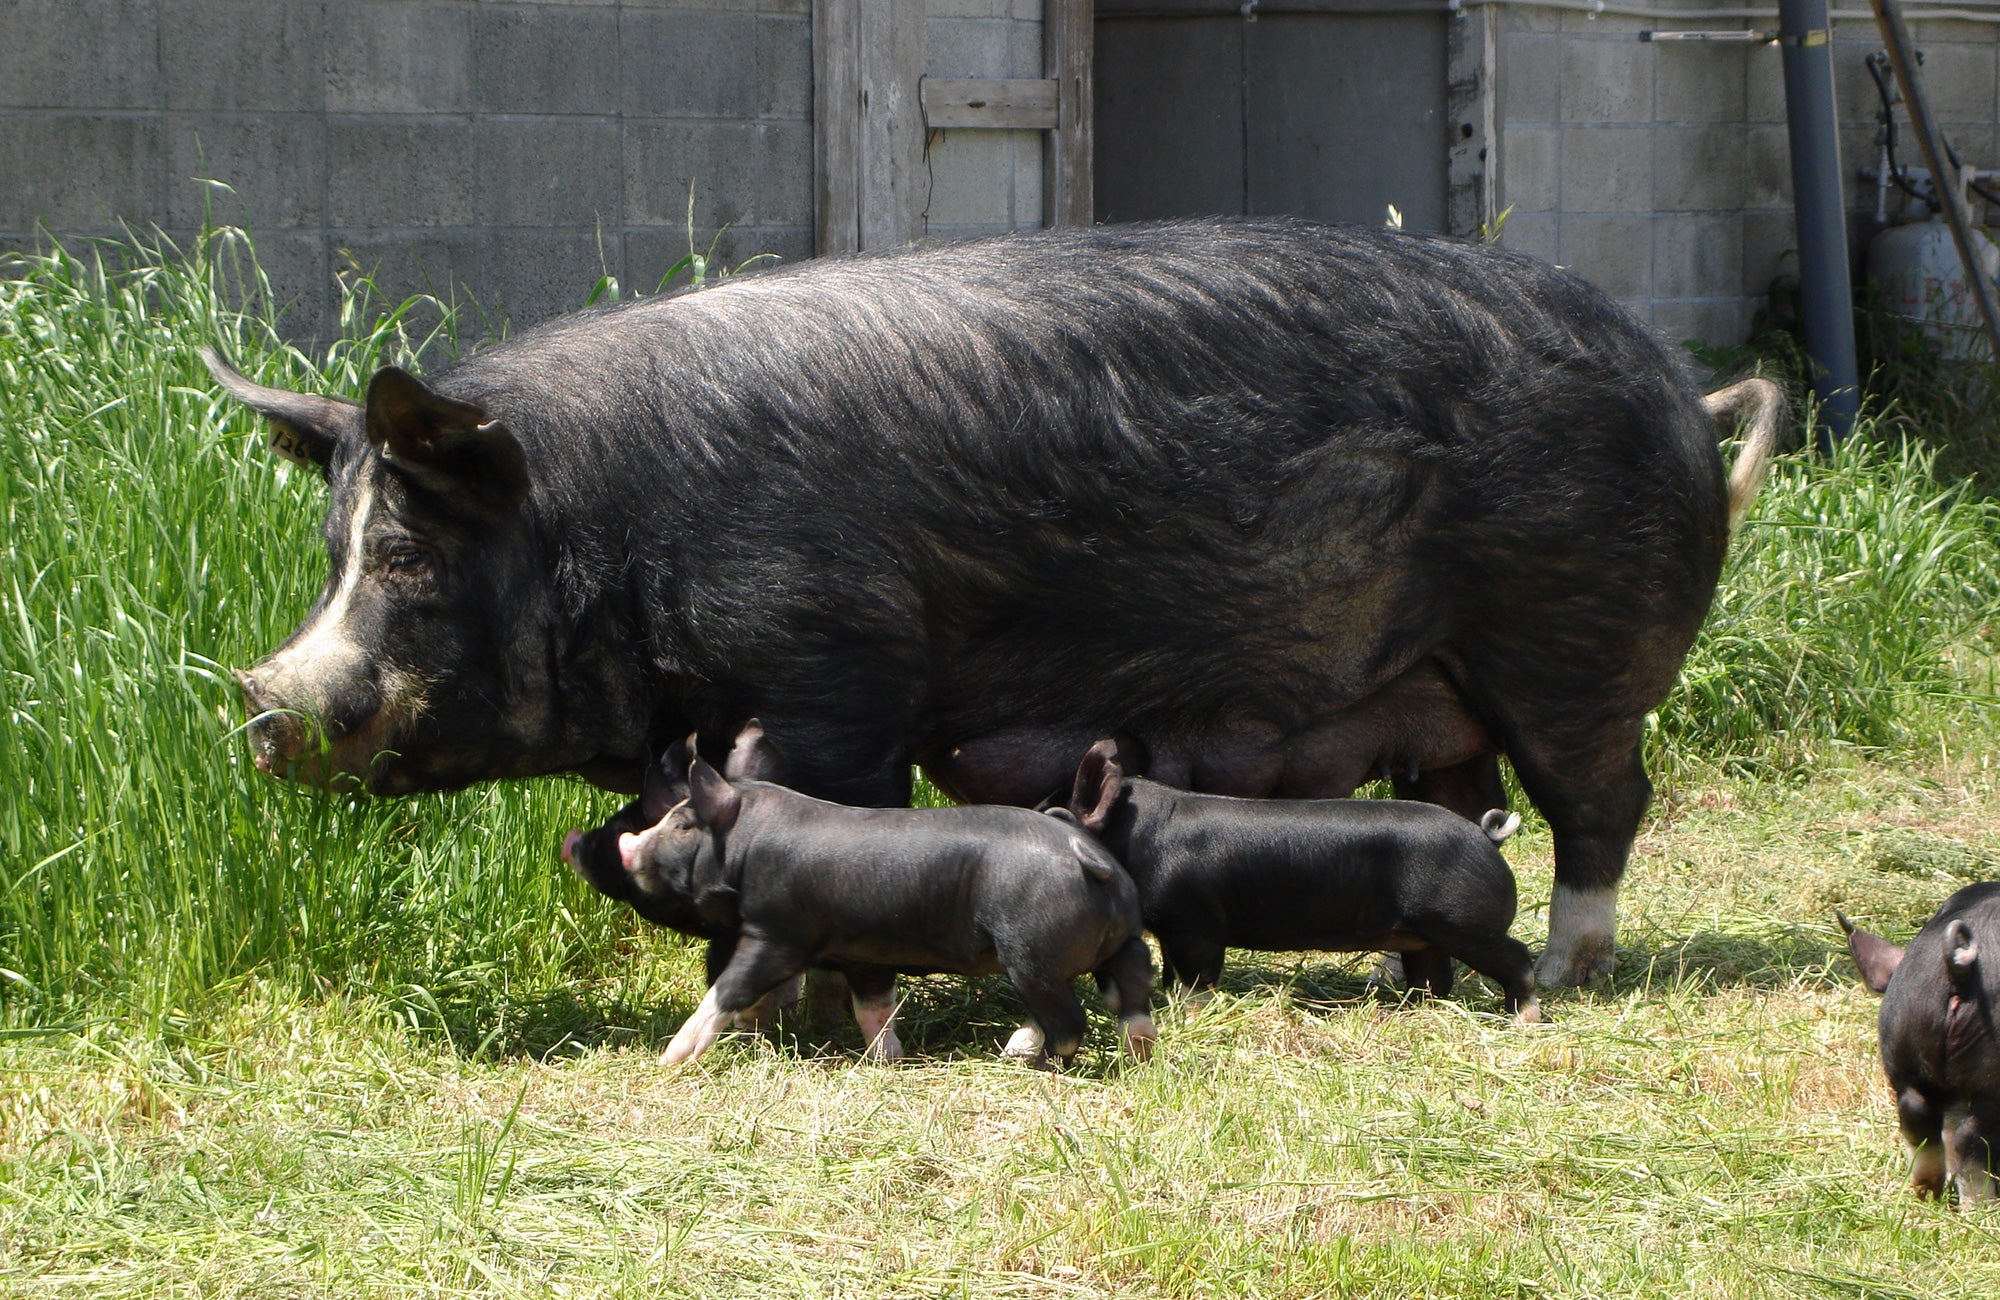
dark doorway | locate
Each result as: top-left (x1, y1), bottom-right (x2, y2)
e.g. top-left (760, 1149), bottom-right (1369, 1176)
top-left (1094, 2), bottom-right (1450, 231)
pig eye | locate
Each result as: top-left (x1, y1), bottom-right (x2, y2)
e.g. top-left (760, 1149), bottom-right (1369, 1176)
top-left (374, 541), bottom-right (437, 582)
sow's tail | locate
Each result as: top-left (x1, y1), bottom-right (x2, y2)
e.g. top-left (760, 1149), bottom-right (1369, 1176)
top-left (1480, 810), bottom-right (1522, 845)
top-left (1702, 377), bottom-right (1786, 529)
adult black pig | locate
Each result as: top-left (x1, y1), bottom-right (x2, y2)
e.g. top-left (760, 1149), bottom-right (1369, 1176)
top-left (207, 217), bottom-right (1780, 987)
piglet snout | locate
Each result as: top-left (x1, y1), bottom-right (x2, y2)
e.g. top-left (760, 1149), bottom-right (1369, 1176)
top-left (561, 829), bottom-right (584, 865)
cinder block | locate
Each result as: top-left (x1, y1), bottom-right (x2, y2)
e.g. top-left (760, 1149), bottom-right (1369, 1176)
top-left (1560, 11), bottom-right (1651, 38)
top-left (162, 0), bottom-right (323, 113)
top-left (1012, 0), bottom-right (1041, 21)
top-left (758, 15), bottom-right (813, 120)
top-left (167, 115), bottom-right (326, 229)
top-left (1654, 42), bottom-right (1747, 126)
top-left (1497, 35), bottom-right (1560, 127)
top-left (623, 223), bottom-right (797, 295)
top-left (13, 115), bottom-right (164, 229)
top-left (1560, 126), bottom-right (1652, 214)
top-left (476, 120), bottom-right (621, 228)
top-left (1744, 125), bottom-right (1791, 210)
top-left (1652, 298), bottom-right (1746, 348)
top-left (1745, 47), bottom-right (1786, 125)
top-left (758, 122), bottom-right (814, 228)
top-left (0, 0), bottom-right (161, 109)
top-left (1654, 213), bottom-right (1742, 298)
top-left (1909, 43), bottom-right (1996, 125)
top-left (325, 1), bottom-right (472, 114)
top-left (1008, 17), bottom-right (1042, 79)
top-left (326, 119), bottom-right (476, 227)
top-left (1010, 129), bottom-right (1044, 228)
top-left (480, 229), bottom-right (617, 329)
top-left (218, 229), bottom-right (330, 341)
top-left (1741, 208), bottom-right (1797, 299)
top-left (624, 121), bottom-right (759, 227)
top-left (1500, 125), bottom-right (1559, 214)
top-left (621, 12), bottom-right (759, 119)
top-left (764, 0), bottom-right (811, 15)
top-left (625, 0), bottom-right (757, 12)
top-left (927, 19), bottom-right (1011, 80)
top-left (1558, 213), bottom-right (1653, 298)
top-left (923, 129), bottom-right (1013, 228)
top-left (1832, 44), bottom-right (1887, 127)
top-left (472, 5), bottom-right (619, 116)
top-left (1497, 210), bottom-right (1557, 265)
top-left (929, 0), bottom-right (1008, 17)
top-left (1561, 38), bottom-right (1654, 124)
top-left (1654, 125), bottom-right (1745, 213)
top-left (328, 231), bottom-right (481, 339)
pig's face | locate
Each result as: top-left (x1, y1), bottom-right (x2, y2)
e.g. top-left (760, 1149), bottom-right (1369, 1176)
top-left (214, 354), bottom-right (568, 794)
top-left (564, 741), bottom-right (754, 934)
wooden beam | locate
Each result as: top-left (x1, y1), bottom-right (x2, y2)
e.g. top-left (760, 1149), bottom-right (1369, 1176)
top-left (813, 0), bottom-right (861, 254)
top-left (858, 0), bottom-right (927, 250)
top-left (920, 78), bottom-right (1059, 131)
top-left (1045, 0), bottom-right (1094, 226)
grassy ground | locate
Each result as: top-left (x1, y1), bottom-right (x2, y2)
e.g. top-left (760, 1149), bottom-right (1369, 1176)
top-left (9, 228), bottom-right (2000, 1295)
top-left (9, 761), bottom-right (2000, 1297)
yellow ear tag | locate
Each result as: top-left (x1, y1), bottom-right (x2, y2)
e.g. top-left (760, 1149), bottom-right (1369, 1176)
top-left (269, 423), bottom-right (319, 470)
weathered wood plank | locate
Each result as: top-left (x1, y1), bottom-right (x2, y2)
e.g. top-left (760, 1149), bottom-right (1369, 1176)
top-left (1046, 0), bottom-right (1094, 226)
top-left (858, 0), bottom-right (926, 250)
top-left (921, 78), bottom-right (1059, 131)
top-left (813, 0), bottom-right (861, 254)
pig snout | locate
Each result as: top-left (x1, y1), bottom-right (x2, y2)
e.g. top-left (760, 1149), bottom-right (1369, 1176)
top-left (561, 830), bottom-right (584, 865)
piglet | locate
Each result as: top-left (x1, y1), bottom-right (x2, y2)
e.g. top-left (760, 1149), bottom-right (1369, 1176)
top-left (566, 723), bottom-right (1156, 1068)
top-left (1064, 738), bottom-right (1539, 1020)
top-left (1841, 883), bottom-right (2000, 1203)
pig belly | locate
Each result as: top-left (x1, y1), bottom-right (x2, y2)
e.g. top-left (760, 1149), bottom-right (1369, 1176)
top-left (922, 659), bottom-right (1492, 805)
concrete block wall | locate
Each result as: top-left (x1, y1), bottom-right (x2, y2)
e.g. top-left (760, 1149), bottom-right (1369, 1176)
top-left (1493, 4), bottom-right (2000, 347)
top-left (0, 0), bottom-right (816, 340)
top-left (922, 0), bottom-right (1048, 240)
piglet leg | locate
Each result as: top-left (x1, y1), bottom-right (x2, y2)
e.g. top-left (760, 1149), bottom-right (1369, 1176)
top-left (847, 967), bottom-right (905, 1062)
top-left (663, 935), bottom-right (805, 1066)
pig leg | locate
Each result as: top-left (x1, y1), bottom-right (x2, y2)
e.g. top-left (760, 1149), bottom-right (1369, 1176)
top-left (663, 935), bottom-right (807, 1066)
top-left (1430, 928), bottom-right (1541, 1022)
top-left (1944, 1104), bottom-right (1996, 1204)
top-left (1154, 929), bottom-right (1227, 995)
top-left (1003, 975), bottom-right (1090, 1069)
top-left (846, 966), bottom-right (905, 1063)
top-left (1899, 1088), bottom-right (1948, 1199)
top-left (1504, 732), bottom-right (1651, 988)
top-left (1094, 938), bottom-right (1158, 1062)
top-left (1399, 947), bottom-right (1456, 999)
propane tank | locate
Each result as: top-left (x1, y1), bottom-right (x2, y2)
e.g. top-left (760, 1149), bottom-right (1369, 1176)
top-left (1866, 216), bottom-right (2000, 362)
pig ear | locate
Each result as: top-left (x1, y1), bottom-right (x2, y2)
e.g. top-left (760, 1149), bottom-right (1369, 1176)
top-left (1839, 912), bottom-right (1906, 994)
top-left (1947, 919), bottom-right (1980, 991)
top-left (203, 347), bottom-right (358, 475)
top-left (364, 366), bottom-right (530, 509)
top-left (686, 757), bottom-right (743, 832)
top-left (1072, 738), bottom-right (1128, 833)
top-left (640, 737), bottom-right (694, 824)
top-left (723, 719), bottom-right (789, 783)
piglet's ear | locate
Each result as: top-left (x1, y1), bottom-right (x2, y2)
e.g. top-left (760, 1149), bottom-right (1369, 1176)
top-left (1839, 912), bottom-right (1906, 994)
top-left (687, 757), bottom-right (743, 832)
top-left (723, 719), bottom-right (789, 783)
top-left (365, 366), bottom-right (530, 511)
top-left (641, 737), bottom-right (694, 824)
top-left (1072, 738), bottom-right (1127, 834)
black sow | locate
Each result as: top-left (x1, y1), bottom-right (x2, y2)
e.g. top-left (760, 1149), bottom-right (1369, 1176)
top-left (207, 217), bottom-right (1781, 988)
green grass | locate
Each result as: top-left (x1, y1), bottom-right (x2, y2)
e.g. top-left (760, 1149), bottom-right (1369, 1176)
top-left (8, 227), bottom-right (2000, 1294)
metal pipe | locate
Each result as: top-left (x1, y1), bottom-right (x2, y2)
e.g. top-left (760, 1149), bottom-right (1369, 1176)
top-left (1778, 0), bottom-right (1861, 445)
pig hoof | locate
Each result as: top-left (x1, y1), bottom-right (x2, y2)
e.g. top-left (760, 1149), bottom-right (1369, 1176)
top-left (1513, 998), bottom-right (1543, 1025)
top-left (1535, 943), bottom-right (1616, 989)
top-left (862, 1027), bottom-right (906, 1064)
top-left (1121, 1014), bottom-right (1158, 1062)
top-left (1002, 1023), bottom-right (1046, 1061)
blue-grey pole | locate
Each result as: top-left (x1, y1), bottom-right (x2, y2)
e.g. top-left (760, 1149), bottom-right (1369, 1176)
top-left (1778, 0), bottom-right (1861, 447)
